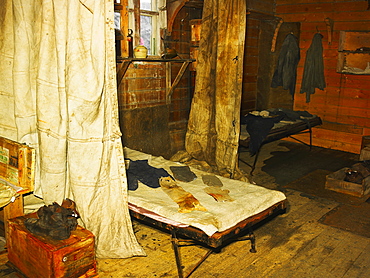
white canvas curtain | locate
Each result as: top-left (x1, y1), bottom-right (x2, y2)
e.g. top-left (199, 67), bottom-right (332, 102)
top-left (0, 0), bottom-right (145, 258)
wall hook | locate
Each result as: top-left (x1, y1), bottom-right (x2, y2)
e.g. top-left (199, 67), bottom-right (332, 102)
top-left (271, 18), bottom-right (284, 52)
top-left (325, 18), bottom-right (334, 45)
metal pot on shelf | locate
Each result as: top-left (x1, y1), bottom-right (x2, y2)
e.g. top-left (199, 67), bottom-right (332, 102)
top-left (134, 45), bottom-right (148, 58)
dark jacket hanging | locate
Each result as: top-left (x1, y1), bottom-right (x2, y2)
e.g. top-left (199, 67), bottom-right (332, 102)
top-left (271, 33), bottom-right (300, 98)
top-left (299, 33), bottom-right (326, 103)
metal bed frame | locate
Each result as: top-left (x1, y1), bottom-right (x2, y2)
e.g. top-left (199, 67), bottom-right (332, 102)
top-left (129, 199), bottom-right (287, 278)
top-left (239, 116), bottom-right (322, 175)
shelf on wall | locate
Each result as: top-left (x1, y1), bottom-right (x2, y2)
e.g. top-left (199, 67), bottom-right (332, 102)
top-left (337, 31), bottom-right (370, 74)
top-left (116, 58), bottom-right (195, 103)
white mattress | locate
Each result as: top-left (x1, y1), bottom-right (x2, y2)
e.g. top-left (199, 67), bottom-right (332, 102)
top-left (124, 148), bottom-right (286, 236)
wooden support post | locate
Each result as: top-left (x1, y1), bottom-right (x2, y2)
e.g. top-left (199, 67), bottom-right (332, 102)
top-left (166, 61), bottom-right (190, 103)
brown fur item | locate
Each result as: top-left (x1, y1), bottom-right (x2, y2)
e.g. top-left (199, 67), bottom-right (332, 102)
top-left (203, 187), bottom-right (234, 202)
top-left (159, 176), bottom-right (207, 213)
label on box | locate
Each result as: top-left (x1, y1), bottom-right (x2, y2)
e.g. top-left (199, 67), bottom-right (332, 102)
top-left (0, 146), bottom-right (9, 164)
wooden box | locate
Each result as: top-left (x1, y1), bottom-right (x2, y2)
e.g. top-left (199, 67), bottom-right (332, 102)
top-left (0, 136), bottom-right (35, 193)
top-left (337, 31), bottom-right (370, 74)
top-left (325, 165), bottom-right (370, 197)
top-left (361, 135), bottom-right (370, 150)
top-left (0, 136), bottom-right (36, 239)
top-left (6, 214), bottom-right (97, 278)
top-left (360, 146), bottom-right (370, 161)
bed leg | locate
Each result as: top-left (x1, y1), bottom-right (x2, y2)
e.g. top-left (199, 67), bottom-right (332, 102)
top-left (250, 148), bottom-right (261, 175)
top-left (237, 231), bottom-right (257, 253)
top-left (170, 230), bottom-right (214, 278)
top-left (171, 230), bottom-right (184, 278)
top-left (249, 232), bottom-right (257, 253)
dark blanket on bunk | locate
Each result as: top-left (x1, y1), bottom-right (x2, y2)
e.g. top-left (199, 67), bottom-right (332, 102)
top-left (241, 109), bottom-right (314, 155)
top-left (269, 108), bottom-right (313, 122)
top-left (127, 159), bottom-right (172, 191)
top-left (241, 114), bottom-right (283, 155)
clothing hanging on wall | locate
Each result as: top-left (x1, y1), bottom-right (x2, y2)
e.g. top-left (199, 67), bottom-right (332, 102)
top-left (271, 33), bottom-right (300, 98)
top-left (299, 33), bottom-right (326, 103)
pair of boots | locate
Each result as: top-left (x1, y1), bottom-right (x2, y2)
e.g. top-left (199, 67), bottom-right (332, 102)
top-left (24, 199), bottom-right (79, 240)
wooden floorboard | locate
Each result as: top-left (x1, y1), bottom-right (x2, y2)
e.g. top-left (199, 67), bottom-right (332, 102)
top-left (308, 231), bottom-right (370, 278)
top-left (271, 226), bottom-right (344, 278)
top-left (237, 207), bottom-right (335, 276)
top-left (342, 241), bottom-right (370, 278)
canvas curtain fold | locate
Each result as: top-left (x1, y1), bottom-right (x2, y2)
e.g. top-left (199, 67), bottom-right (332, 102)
top-left (0, 0), bottom-right (145, 258)
top-left (185, 0), bottom-right (246, 177)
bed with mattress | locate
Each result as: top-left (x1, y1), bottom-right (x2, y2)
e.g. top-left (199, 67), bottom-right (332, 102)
top-left (239, 110), bottom-right (322, 174)
top-left (124, 148), bottom-right (287, 278)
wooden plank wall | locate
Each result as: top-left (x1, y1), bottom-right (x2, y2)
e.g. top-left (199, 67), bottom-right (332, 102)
top-left (167, 7), bottom-right (200, 153)
top-left (241, 15), bottom-right (260, 116)
top-left (117, 6), bottom-right (198, 157)
top-left (241, 0), bottom-right (276, 116)
top-left (276, 0), bottom-right (370, 154)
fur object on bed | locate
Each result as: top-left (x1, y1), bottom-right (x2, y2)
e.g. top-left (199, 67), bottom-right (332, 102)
top-left (202, 174), bottom-right (234, 202)
top-left (202, 174), bottom-right (223, 187)
top-left (203, 187), bottom-right (234, 202)
top-left (170, 165), bottom-right (197, 182)
top-left (159, 176), bottom-right (207, 213)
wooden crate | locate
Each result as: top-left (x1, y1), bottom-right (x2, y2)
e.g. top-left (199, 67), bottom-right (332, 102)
top-left (360, 146), bottom-right (370, 161)
top-left (325, 166), bottom-right (370, 197)
top-left (361, 135), bottom-right (370, 150)
top-left (0, 136), bottom-right (36, 239)
top-left (6, 214), bottom-right (97, 278)
top-left (0, 136), bottom-right (35, 193)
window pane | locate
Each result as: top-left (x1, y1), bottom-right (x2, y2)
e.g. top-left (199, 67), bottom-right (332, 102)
top-left (141, 0), bottom-right (152, 10)
top-left (114, 12), bottom-right (120, 30)
top-left (140, 15), bottom-right (152, 54)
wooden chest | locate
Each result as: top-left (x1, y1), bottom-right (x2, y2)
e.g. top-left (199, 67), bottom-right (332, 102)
top-left (325, 165), bottom-right (370, 197)
top-left (6, 214), bottom-right (97, 278)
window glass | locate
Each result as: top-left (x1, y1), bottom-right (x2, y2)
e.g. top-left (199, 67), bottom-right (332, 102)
top-left (140, 15), bottom-right (152, 54)
top-left (127, 0), bottom-right (166, 56)
top-left (114, 12), bottom-right (120, 30)
top-left (141, 0), bottom-right (152, 10)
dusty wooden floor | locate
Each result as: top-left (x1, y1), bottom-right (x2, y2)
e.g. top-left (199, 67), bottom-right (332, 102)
top-left (1, 140), bottom-right (370, 278)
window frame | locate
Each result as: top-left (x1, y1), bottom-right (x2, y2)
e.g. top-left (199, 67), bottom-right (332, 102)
top-left (127, 0), bottom-right (167, 57)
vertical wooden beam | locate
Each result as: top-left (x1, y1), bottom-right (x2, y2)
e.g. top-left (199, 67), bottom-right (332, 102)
top-left (133, 0), bottom-right (141, 46)
top-left (166, 62), bottom-right (172, 103)
top-left (120, 0), bottom-right (129, 57)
